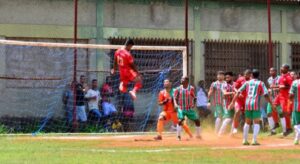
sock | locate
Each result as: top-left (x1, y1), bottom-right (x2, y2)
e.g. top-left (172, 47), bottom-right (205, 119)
top-left (272, 110), bottom-right (279, 124)
top-left (243, 123), bottom-right (250, 142)
top-left (253, 124), bottom-right (260, 143)
top-left (285, 115), bottom-right (292, 130)
top-left (297, 125), bottom-right (300, 140)
top-left (176, 125), bottom-right (182, 137)
top-left (215, 118), bottom-right (222, 133)
top-left (294, 125), bottom-right (299, 142)
top-left (218, 118), bottom-right (231, 135)
top-left (182, 124), bottom-right (193, 138)
top-left (196, 126), bottom-right (201, 137)
top-left (157, 119), bottom-right (164, 136)
top-left (133, 82), bottom-right (142, 92)
top-left (268, 117), bottom-right (275, 132)
top-left (233, 116), bottom-right (239, 129)
top-left (280, 118), bottom-right (286, 133)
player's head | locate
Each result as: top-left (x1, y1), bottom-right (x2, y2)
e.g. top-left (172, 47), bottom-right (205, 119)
top-left (252, 69), bottom-right (260, 79)
top-left (79, 75), bottom-right (86, 84)
top-left (163, 79), bottom-right (172, 89)
top-left (181, 76), bottom-right (189, 86)
top-left (290, 71), bottom-right (298, 80)
top-left (92, 79), bottom-right (98, 89)
top-left (124, 38), bottom-right (134, 51)
top-left (217, 71), bottom-right (225, 81)
top-left (225, 71), bottom-right (233, 83)
top-left (198, 80), bottom-right (205, 88)
top-left (281, 64), bottom-right (290, 74)
top-left (244, 69), bottom-right (252, 80)
top-left (269, 67), bottom-right (277, 77)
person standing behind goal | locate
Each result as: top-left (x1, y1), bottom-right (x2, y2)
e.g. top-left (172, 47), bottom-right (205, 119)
top-left (174, 76), bottom-right (201, 140)
top-left (111, 38), bottom-right (142, 100)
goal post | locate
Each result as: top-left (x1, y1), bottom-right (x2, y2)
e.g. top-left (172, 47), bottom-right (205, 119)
top-left (0, 39), bottom-right (187, 133)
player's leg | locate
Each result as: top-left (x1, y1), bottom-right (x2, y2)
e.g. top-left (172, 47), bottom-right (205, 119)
top-left (292, 111), bottom-right (300, 145)
top-left (242, 114), bottom-right (251, 145)
top-left (154, 111), bottom-right (167, 140)
top-left (281, 98), bottom-right (292, 136)
top-left (284, 100), bottom-right (293, 136)
top-left (218, 108), bottom-right (233, 136)
top-left (176, 108), bottom-right (185, 140)
top-left (267, 103), bottom-right (276, 135)
top-left (186, 110), bottom-right (201, 138)
top-left (171, 111), bottom-right (192, 138)
top-left (129, 71), bottom-right (142, 100)
top-left (232, 103), bottom-right (242, 134)
top-left (252, 111), bottom-right (261, 145)
top-left (214, 105), bottom-right (223, 134)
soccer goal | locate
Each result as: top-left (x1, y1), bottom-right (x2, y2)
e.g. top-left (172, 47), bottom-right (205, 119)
top-left (0, 39), bottom-right (187, 134)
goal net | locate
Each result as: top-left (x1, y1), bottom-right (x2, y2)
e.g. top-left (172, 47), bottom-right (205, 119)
top-left (0, 39), bottom-right (187, 134)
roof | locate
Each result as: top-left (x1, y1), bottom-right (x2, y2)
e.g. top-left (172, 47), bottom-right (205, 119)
top-left (210, 0), bottom-right (300, 5)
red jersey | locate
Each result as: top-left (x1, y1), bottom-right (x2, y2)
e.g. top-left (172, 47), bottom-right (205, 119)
top-left (234, 77), bottom-right (247, 103)
top-left (114, 48), bottom-right (134, 75)
top-left (278, 73), bottom-right (293, 98)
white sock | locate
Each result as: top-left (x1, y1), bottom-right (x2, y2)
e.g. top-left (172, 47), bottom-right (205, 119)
top-left (215, 118), bottom-right (222, 133)
top-left (280, 118), bottom-right (286, 133)
top-left (196, 126), bottom-right (201, 136)
top-left (294, 125), bottom-right (299, 141)
top-left (218, 118), bottom-right (231, 135)
top-left (296, 125), bottom-right (300, 141)
top-left (243, 123), bottom-right (250, 141)
top-left (176, 125), bottom-right (182, 137)
top-left (268, 117), bottom-right (275, 131)
top-left (253, 124), bottom-right (260, 143)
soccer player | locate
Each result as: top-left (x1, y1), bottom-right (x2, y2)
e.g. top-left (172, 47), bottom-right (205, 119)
top-left (231, 69), bottom-right (252, 134)
top-left (208, 71), bottom-right (227, 133)
top-left (111, 39), bottom-right (142, 100)
top-left (266, 67), bottom-right (281, 135)
top-left (154, 79), bottom-right (192, 140)
top-left (229, 69), bottom-right (275, 145)
top-left (273, 64), bottom-right (293, 136)
top-left (218, 72), bottom-right (235, 136)
top-left (289, 78), bottom-right (300, 145)
top-left (174, 76), bottom-right (201, 140)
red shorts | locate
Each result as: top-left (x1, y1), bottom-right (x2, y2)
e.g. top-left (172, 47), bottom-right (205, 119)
top-left (235, 99), bottom-right (245, 112)
top-left (120, 69), bottom-right (138, 84)
top-left (273, 96), bottom-right (290, 113)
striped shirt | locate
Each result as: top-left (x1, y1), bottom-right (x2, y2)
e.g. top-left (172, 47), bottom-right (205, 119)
top-left (210, 81), bottom-right (227, 106)
top-left (174, 85), bottom-right (196, 110)
top-left (289, 80), bottom-right (300, 112)
top-left (267, 75), bottom-right (280, 100)
top-left (223, 82), bottom-right (234, 109)
top-left (238, 79), bottom-right (268, 111)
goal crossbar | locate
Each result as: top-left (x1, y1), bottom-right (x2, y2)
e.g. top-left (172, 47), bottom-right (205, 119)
top-left (0, 39), bottom-right (188, 76)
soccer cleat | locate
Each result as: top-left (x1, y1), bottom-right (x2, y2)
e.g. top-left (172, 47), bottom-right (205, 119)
top-left (251, 141), bottom-right (260, 146)
top-left (231, 128), bottom-right (238, 135)
top-left (294, 140), bottom-right (299, 145)
top-left (129, 90), bottom-right (137, 100)
top-left (119, 82), bottom-right (127, 93)
top-left (154, 135), bottom-right (162, 141)
top-left (272, 123), bottom-right (280, 131)
top-left (177, 136), bottom-right (182, 141)
top-left (242, 140), bottom-right (250, 146)
top-left (283, 129), bottom-right (293, 137)
top-left (268, 131), bottom-right (277, 136)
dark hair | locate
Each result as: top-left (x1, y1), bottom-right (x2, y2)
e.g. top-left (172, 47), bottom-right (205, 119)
top-left (225, 71), bottom-right (233, 76)
top-left (92, 79), bottom-right (98, 83)
top-left (182, 76), bottom-right (189, 81)
top-left (217, 71), bottom-right (225, 75)
top-left (125, 38), bottom-right (134, 46)
top-left (270, 67), bottom-right (276, 71)
top-left (252, 69), bottom-right (260, 78)
top-left (281, 64), bottom-right (290, 69)
top-left (80, 75), bottom-right (85, 78)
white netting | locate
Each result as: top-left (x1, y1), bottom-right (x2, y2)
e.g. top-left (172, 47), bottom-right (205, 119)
top-left (0, 39), bottom-right (186, 133)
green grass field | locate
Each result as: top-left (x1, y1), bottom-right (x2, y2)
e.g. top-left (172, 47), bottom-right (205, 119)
top-left (0, 133), bottom-right (300, 164)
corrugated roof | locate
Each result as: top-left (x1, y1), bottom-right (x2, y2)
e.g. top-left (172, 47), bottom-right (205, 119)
top-left (209, 0), bottom-right (300, 5)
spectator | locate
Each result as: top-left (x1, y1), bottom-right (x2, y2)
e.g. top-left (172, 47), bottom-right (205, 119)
top-left (196, 80), bottom-right (211, 118)
top-left (101, 76), bottom-right (117, 117)
top-left (62, 82), bottom-right (76, 124)
top-left (85, 79), bottom-right (101, 122)
top-left (76, 75), bottom-right (88, 124)
top-left (118, 92), bottom-right (135, 132)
